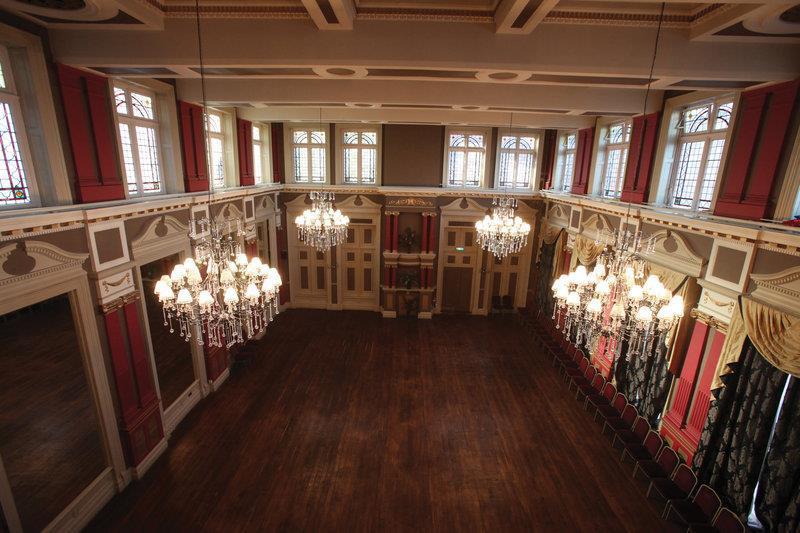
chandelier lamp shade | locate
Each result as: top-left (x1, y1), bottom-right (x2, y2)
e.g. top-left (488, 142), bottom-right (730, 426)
top-left (475, 197), bottom-right (531, 259)
top-left (551, 227), bottom-right (685, 360)
top-left (295, 191), bottom-right (350, 252)
top-left (154, 218), bottom-right (282, 348)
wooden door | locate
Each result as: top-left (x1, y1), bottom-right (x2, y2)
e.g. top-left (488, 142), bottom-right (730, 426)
top-left (341, 225), bottom-right (378, 310)
top-left (294, 246), bottom-right (328, 308)
top-left (489, 252), bottom-right (523, 308)
top-left (442, 266), bottom-right (473, 313)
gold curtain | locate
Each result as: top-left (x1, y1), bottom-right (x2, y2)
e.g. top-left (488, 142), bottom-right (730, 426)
top-left (741, 298), bottom-right (800, 378)
top-left (646, 262), bottom-right (687, 294)
top-left (711, 301), bottom-right (747, 390)
top-left (574, 234), bottom-right (604, 266)
top-left (542, 224), bottom-right (562, 245)
top-left (551, 230), bottom-right (567, 282)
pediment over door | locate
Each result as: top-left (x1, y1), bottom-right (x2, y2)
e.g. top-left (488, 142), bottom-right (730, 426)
top-left (0, 240), bottom-right (88, 291)
top-left (645, 230), bottom-right (706, 278)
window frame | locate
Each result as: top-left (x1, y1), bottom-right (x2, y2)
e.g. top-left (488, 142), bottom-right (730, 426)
top-left (665, 96), bottom-right (735, 212)
top-left (493, 128), bottom-right (541, 192)
top-left (204, 109), bottom-right (230, 190)
top-left (597, 119), bottom-right (631, 199)
top-left (651, 92), bottom-right (739, 211)
top-left (442, 126), bottom-right (491, 189)
top-left (552, 131), bottom-right (577, 192)
top-left (112, 81), bottom-right (166, 198)
top-left (335, 124), bottom-right (381, 186)
top-left (284, 124), bottom-right (331, 184)
top-left (0, 44), bottom-right (39, 209)
top-left (251, 122), bottom-right (271, 185)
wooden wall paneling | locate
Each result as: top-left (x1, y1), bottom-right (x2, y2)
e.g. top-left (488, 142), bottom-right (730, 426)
top-left (271, 123), bottom-right (284, 183)
top-left (714, 80), bottom-right (800, 220)
top-left (178, 101), bottom-right (208, 192)
top-left (685, 328), bottom-right (726, 443)
top-left (663, 320), bottom-right (708, 429)
top-left (621, 112), bottom-right (660, 204)
top-left (570, 127), bottom-right (595, 195)
top-left (540, 129), bottom-right (557, 190)
top-left (55, 64), bottom-right (125, 203)
top-left (237, 118), bottom-right (254, 186)
top-left (103, 309), bottom-right (140, 426)
top-left (123, 302), bottom-right (158, 409)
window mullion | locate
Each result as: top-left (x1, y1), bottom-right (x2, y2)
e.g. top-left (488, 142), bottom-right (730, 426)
top-left (693, 136), bottom-right (712, 210)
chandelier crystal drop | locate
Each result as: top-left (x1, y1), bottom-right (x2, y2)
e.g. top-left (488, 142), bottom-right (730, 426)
top-left (551, 227), bottom-right (685, 360)
top-left (295, 191), bottom-right (350, 252)
top-left (475, 197), bottom-right (531, 259)
top-left (154, 217), bottom-right (282, 348)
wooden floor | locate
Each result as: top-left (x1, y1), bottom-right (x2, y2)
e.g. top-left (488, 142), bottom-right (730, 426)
top-left (89, 310), bottom-right (671, 532)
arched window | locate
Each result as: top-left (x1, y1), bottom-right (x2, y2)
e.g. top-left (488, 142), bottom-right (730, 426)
top-left (600, 121), bottom-right (631, 199)
top-left (290, 127), bottom-right (327, 183)
top-left (496, 132), bottom-right (539, 190)
top-left (342, 128), bottom-right (378, 184)
top-left (445, 129), bottom-right (488, 188)
top-left (204, 110), bottom-right (228, 189)
top-left (554, 132), bottom-right (576, 191)
top-left (114, 84), bottom-right (163, 196)
top-left (668, 97), bottom-right (734, 211)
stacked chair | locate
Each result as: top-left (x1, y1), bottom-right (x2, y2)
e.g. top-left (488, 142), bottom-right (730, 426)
top-left (526, 312), bottom-right (746, 533)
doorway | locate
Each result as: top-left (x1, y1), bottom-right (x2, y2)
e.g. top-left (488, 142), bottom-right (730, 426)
top-left (441, 266), bottom-right (473, 313)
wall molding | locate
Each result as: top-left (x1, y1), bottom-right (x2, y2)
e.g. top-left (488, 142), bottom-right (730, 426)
top-left (749, 265), bottom-right (800, 317)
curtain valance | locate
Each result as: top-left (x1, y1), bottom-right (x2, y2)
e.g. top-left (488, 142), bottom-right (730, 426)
top-left (741, 298), bottom-right (800, 379)
top-left (574, 234), bottom-right (604, 266)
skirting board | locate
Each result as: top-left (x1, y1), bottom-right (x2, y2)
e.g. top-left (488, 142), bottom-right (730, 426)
top-left (132, 438), bottom-right (168, 480)
top-left (163, 380), bottom-right (202, 436)
top-left (418, 312), bottom-right (432, 319)
top-left (211, 367), bottom-right (231, 392)
top-left (43, 467), bottom-right (117, 533)
top-left (381, 309), bottom-right (397, 318)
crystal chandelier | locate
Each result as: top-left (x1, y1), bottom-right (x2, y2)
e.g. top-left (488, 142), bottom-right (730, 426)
top-left (295, 191), bottom-right (350, 252)
top-left (551, 227), bottom-right (684, 360)
top-left (153, 218), bottom-right (282, 348)
top-left (475, 197), bottom-right (531, 259)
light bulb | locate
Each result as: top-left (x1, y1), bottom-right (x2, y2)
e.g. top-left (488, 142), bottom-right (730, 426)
top-left (628, 285), bottom-right (644, 301)
top-left (245, 283), bottom-right (260, 301)
top-left (176, 288), bottom-right (193, 305)
top-left (566, 291), bottom-right (580, 306)
top-left (556, 286), bottom-right (569, 299)
top-left (224, 287), bottom-right (239, 304)
top-left (220, 269), bottom-right (234, 285)
top-left (183, 257), bottom-right (197, 270)
top-left (198, 290), bottom-right (214, 308)
top-left (635, 306), bottom-right (653, 323)
top-left (159, 286), bottom-right (175, 301)
top-left (170, 264), bottom-right (186, 282)
top-left (154, 279), bottom-right (167, 295)
top-left (236, 253), bottom-right (248, 267)
top-left (587, 298), bottom-right (602, 314)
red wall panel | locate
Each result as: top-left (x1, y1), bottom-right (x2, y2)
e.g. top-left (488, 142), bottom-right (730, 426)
top-left (237, 118), bottom-right (254, 186)
top-left (178, 101), bottom-right (209, 192)
top-left (271, 123), bottom-right (285, 183)
top-left (124, 302), bottom-right (158, 408)
top-left (570, 127), bottom-right (595, 195)
top-left (621, 112), bottom-right (660, 204)
top-left (714, 80), bottom-right (800, 220)
top-left (541, 129), bottom-right (557, 190)
top-left (55, 64), bottom-right (125, 203)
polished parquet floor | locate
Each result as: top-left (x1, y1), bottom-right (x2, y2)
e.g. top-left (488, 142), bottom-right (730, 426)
top-left (89, 310), bottom-right (669, 532)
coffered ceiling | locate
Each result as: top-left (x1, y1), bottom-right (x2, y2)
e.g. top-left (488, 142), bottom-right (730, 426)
top-left (1, 0), bottom-right (798, 127)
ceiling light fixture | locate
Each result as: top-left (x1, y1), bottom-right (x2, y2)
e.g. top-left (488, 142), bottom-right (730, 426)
top-left (154, 0), bottom-right (281, 348)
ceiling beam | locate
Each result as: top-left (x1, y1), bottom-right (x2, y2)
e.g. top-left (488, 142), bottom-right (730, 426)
top-left (301, 0), bottom-right (355, 30)
top-left (495, 0), bottom-right (560, 35)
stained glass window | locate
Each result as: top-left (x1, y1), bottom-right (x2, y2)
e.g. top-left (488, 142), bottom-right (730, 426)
top-left (669, 97), bottom-right (734, 211)
top-left (601, 121), bottom-right (631, 199)
top-left (447, 131), bottom-right (486, 188)
top-left (497, 133), bottom-right (538, 189)
top-left (342, 128), bottom-right (377, 184)
top-left (0, 49), bottom-right (34, 207)
top-left (205, 111), bottom-right (227, 189)
top-left (115, 85), bottom-right (163, 196)
top-left (292, 127), bottom-right (327, 183)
